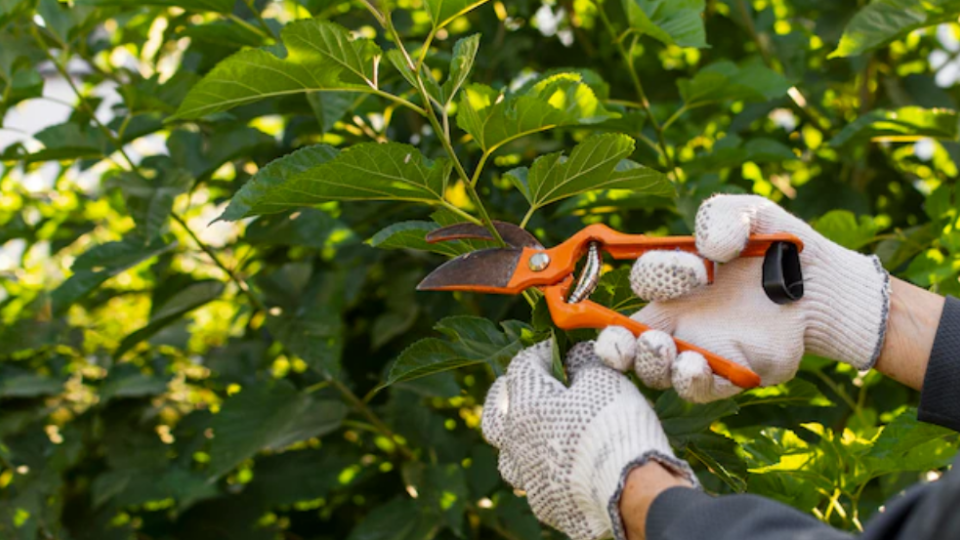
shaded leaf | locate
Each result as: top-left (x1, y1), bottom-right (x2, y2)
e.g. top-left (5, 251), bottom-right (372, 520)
top-left (439, 34), bottom-right (481, 105)
top-left (829, 107), bottom-right (960, 146)
top-left (307, 91), bottom-right (357, 132)
top-left (346, 497), bottom-right (439, 540)
top-left (173, 19), bottom-right (380, 119)
top-left (621, 0), bottom-right (707, 48)
top-left (678, 60), bottom-right (789, 108)
top-left (457, 74), bottom-right (616, 152)
top-left (221, 143), bottom-right (451, 220)
top-left (382, 317), bottom-right (530, 387)
top-left (208, 381), bottom-right (347, 478)
top-left (369, 221), bottom-right (467, 256)
top-left (75, 0), bottom-right (235, 11)
top-left (865, 408), bottom-right (959, 476)
top-left (267, 309), bottom-right (344, 376)
top-left (245, 209), bottom-right (354, 249)
top-left (423, 0), bottom-right (489, 29)
top-left (814, 210), bottom-right (883, 251)
top-left (831, 0), bottom-right (960, 58)
top-left (109, 168), bottom-right (193, 239)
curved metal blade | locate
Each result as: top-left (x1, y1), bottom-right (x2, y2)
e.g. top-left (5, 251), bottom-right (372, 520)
top-left (416, 248), bottom-right (523, 292)
top-left (425, 221), bottom-right (543, 249)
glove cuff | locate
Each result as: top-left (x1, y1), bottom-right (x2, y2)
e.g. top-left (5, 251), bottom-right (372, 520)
top-left (803, 242), bottom-right (891, 370)
top-left (607, 451), bottom-right (699, 540)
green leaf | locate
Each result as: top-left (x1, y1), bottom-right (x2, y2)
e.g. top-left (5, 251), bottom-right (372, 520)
top-left (109, 168), bottom-right (192, 239)
top-left (736, 379), bottom-right (833, 408)
top-left (267, 309), bottom-right (344, 376)
top-left (403, 462), bottom-right (469, 536)
top-left (369, 221), bottom-right (468, 256)
top-left (346, 497), bottom-right (439, 540)
top-left (307, 91), bottom-right (357, 132)
top-left (865, 408), bottom-right (959, 476)
top-left (26, 121), bottom-right (110, 163)
top-left (172, 19), bottom-right (380, 119)
top-left (678, 60), bottom-right (790, 108)
top-left (813, 210), bottom-right (883, 251)
top-left (831, 0), bottom-right (960, 58)
top-left (439, 34), bottom-right (481, 105)
top-left (382, 317), bottom-right (530, 387)
top-left (423, 0), bottom-right (489, 29)
top-left (245, 209), bottom-right (355, 249)
top-left (505, 133), bottom-right (671, 211)
top-left (52, 237), bottom-right (174, 316)
top-left (0, 373), bottom-right (64, 398)
top-left (178, 20), bottom-right (267, 48)
top-left (457, 74), bottom-right (616, 152)
top-left (115, 280), bottom-right (225, 358)
top-left (249, 447), bottom-right (360, 505)
top-left (621, 0), bottom-right (708, 48)
top-left (208, 381), bottom-right (347, 478)
top-left (657, 391), bottom-right (739, 438)
top-left (590, 267), bottom-right (646, 314)
top-left (220, 143), bottom-right (451, 220)
top-left (75, 0), bottom-right (235, 11)
top-left (829, 107), bottom-right (960, 146)
top-left (686, 136), bottom-right (797, 174)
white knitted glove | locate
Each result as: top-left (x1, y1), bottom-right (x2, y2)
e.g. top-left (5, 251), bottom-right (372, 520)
top-left (595, 194), bottom-right (890, 403)
top-left (482, 341), bottom-right (698, 540)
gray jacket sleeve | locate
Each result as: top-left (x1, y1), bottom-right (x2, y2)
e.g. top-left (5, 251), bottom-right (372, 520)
top-left (648, 296), bottom-right (960, 540)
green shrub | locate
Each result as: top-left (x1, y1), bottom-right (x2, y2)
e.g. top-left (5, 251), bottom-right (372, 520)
top-left (1, 0), bottom-right (959, 538)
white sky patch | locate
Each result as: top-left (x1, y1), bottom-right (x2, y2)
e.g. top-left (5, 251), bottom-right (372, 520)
top-left (914, 138), bottom-right (935, 161)
top-left (769, 108), bottom-right (798, 132)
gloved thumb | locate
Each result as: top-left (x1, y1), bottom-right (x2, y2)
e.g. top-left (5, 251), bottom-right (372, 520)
top-left (481, 377), bottom-right (509, 448)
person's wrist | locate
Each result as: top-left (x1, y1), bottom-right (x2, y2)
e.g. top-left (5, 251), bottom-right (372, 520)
top-left (617, 462), bottom-right (694, 540)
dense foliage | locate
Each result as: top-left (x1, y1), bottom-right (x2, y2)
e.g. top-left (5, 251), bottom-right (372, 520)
top-left (2, 0), bottom-right (960, 538)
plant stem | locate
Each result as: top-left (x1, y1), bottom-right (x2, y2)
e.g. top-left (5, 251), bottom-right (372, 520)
top-left (596, 8), bottom-right (680, 181)
top-left (242, 0), bottom-right (279, 41)
top-left (368, 87), bottom-right (427, 115)
top-left (331, 379), bottom-right (416, 460)
top-left (519, 206), bottom-right (537, 229)
top-left (380, 11), bottom-right (506, 246)
top-left (227, 13), bottom-right (272, 40)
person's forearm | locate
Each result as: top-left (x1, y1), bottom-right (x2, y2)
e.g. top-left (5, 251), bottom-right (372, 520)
top-left (619, 462), bottom-right (692, 540)
top-left (874, 277), bottom-right (945, 390)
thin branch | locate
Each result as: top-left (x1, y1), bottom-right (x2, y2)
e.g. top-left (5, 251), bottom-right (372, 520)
top-left (242, 0), bottom-right (279, 41)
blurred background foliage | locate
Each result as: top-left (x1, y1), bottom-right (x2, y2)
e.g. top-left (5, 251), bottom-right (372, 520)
top-left (1, 0), bottom-right (960, 538)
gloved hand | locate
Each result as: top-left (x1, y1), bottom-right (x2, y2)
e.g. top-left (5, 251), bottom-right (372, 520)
top-left (595, 194), bottom-right (890, 403)
top-left (482, 341), bottom-right (698, 540)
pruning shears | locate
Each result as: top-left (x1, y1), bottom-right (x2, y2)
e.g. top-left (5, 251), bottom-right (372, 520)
top-left (416, 221), bottom-right (806, 389)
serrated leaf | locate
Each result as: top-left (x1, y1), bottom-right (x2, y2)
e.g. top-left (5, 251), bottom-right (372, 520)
top-left (173, 19), bottom-right (380, 119)
top-left (115, 280), bottom-right (225, 359)
top-left (0, 374), bottom-right (64, 398)
top-left (346, 496), bottom-right (439, 540)
top-left (590, 267), bottom-right (646, 314)
top-left (678, 60), bottom-right (789, 108)
top-left (423, 0), bottom-right (489, 29)
top-left (26, 121), bottom-right (110, 163)
top-left (75, 0), bottom-right (235, 11)
top-left (369, 221), bottom-right (467, 256)
top-left (208, 381), bottom-right (347, 478)
top-left (221, 143), bottom-right (451, 220)
top-left (53, 237), bottom-right (174, 316)
top-left (657, 390), bottom-right (739, 438)
top-left (831, 0), bottom-right (960, 58)
top-left (505, 133), bottom-right (671, 212)
top-left (814, 210), bottom-right (883, 251)
top-left (457, 74), bottom-right (616, 152)
top-left (178, 20), bottom-right (267, 48)
top-left (621, 0), bottom-right (708, 48)
top-left (736, 379), bottom-right (833, 408)
top-left (307, 90), bottom-right (357, 132)
top-left (829, 107), bottom-right (960, 146)
top-left (245, 209), bottom-right (354, 249)
top-left (865, 408), bottom-right (959, 476)
top-left (382, 317), bottom-right (529, 387)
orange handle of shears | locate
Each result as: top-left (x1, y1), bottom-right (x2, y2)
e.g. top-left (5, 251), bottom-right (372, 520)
top-left (544, 287), bottom-right (762, 389)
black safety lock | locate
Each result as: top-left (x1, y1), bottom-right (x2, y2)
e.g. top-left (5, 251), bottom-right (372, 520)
top-left (762, 241), bottom-right (804, 304)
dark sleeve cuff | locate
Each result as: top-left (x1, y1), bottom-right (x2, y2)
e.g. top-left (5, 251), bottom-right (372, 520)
top-left (646, 487), bottom-right (850, 540)
top-left (919, 296), bottom-right (960, 432)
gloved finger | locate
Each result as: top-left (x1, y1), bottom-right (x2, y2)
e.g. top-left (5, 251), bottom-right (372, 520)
top-left (629, 250), bottom-right (708, 301)
top-left (634, 330), bottom-right (676, 390)
top-left (695, 194), bottom-right (798, 263)
top-left (671, 351), bottom-right (743, 403)
top-left (632, 302), bottom-right (678, 335)
top-left (595, 326), bottom-right (637, 372)
top-left (506, 341), bottom-right (565, 399)
top-left (565, 341), bottom-right (609, 384)
top-left (481, 376), bottom-right (509, 448)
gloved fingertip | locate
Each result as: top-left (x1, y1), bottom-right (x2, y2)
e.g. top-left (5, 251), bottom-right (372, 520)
top-left (695, 195), bottom-right (756, 263)
top-left (481, 377), bottom-right (509, 448)
top-left (672, 351), bottom-right (714, 403)
top-left (634, 330), bottom-right (675, 389)
top-left (630, 251), bottom-right (707, 301)
top-left (595, 326), bottom-right (637, 372)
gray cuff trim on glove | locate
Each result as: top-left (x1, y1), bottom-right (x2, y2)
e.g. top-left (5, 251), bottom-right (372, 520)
top-left (866, 255), bottom-right (892, 371)
top-left (607, 451), bottom-right (701, 540)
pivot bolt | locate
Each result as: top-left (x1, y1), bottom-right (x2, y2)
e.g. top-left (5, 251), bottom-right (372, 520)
top-left (528, 252), bottom-right (551, 272)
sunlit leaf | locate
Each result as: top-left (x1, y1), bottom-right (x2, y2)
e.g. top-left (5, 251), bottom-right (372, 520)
top-left (423, 0), bottom-right (489, 29)
top-left (621, 0), bottom-right (707, 48)
top-left (75, 0), bottom-right (235, 11)
top-left (829, 107), bottom-right (960, 146)
top-left (457, 74), bottom-right (616, 152)
top-left (814, 210), bottom-right (883, 251)
top-left (172, 19), bottom-right (380, 119)
top-left (831, 0), bottom-right (960, 58)
top-left (369, 221), bottom-right (468, 256)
